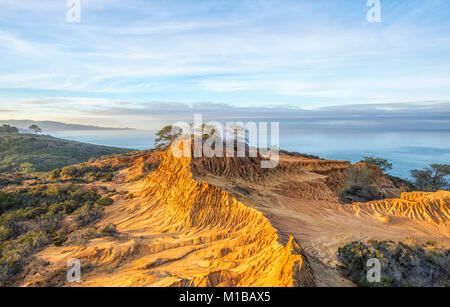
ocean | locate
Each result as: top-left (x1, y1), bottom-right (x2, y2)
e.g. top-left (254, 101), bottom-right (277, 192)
top-left (48, 128), bottom-right (450, 180)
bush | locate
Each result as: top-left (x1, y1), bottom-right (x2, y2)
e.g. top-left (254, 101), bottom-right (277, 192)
top-left (49, 168), bottom-right (62, 180)
top-left (59, 164), bottom-right (120, 183)
top-left (16, 163), bottom-right (35, 174)
top-left (60, 166), bottom-right (79, 178)
top-left (341, 185), bottom-right (382, 203)
top-left (0, 125), bottom-right (18, 134)
top-left (96, 197), bottom-right (114, 206)
top-left (66, 226), bottom-right (100, 245)
top-left (361, 157), bottom-right (392, 173)
top-left (103, 172), bottom-right (113, 182)
top-left (74, 203), bottom-right (104, 226)
top-left (0, 175), bottom-right (23, 188)
top-left (280, 150), bottom-right (321, 160)
top-left (340, 166), bottom-right (382, 203)
top-left (338, 240), bottom-right (449, 287)
top-left (51, 231), bottom-right (68, 246)
top-left (100, 224), bottom-right (117, 237)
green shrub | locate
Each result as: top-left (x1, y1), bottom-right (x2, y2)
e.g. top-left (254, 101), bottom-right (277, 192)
top-left (66, 226), bottom-right (100, 245)
top-left (59, 164), bottom-right (120, 183)
top-left (103, 172), bottom-right (113, 182)
top-left (0, 184), bottom-right (102, 285)
top-left (49, 168), bottom-right (62, 180)
top-left (338, 240), bottom-right (450, 287)
top-left (60, 166), bottom-right (80, 178)
top-left (96, 197), bottom-right (114, 206)
top-left (74, 203), bottom-right (104, 226)
top-left (51, 231), bottom-right (68, 246)
top-left (0, 125), bottom-right (18, 134)
top-left (0, 175), bottom-right (23, 188)
top-left (279, 150), bottom-right (321, 160)
top-left (340, 166), bottom-right (382, 203)
top-left (360, 157), bottom-right (392, 173)
top-left (100, 224), bottom-right (117, 237)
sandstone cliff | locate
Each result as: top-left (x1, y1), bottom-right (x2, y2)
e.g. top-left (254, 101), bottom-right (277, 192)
top-left (17, 145), bottom-right (449, 287)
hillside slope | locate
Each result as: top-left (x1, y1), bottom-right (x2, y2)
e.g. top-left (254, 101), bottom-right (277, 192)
top-left (19, 145), bottom-right (316, 287)
top-left (0, 134), bottom-right (132, 172)
top-left (5, 142), bottom-right (449, 287)
top-left (1, 120), bottom-right (133, 131)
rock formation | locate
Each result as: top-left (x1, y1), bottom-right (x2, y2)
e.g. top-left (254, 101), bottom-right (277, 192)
top-left (17, 143), bottom-right (449, 287)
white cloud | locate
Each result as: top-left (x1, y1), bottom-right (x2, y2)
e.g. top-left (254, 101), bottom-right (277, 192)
top-left (0, 0), bottom-right (449, 110)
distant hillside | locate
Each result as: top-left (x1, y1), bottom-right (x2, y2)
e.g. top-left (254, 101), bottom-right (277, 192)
top-left (0, 133), bottom-right (132, 173)
top-left (0, 120), bottom-right (134, 132)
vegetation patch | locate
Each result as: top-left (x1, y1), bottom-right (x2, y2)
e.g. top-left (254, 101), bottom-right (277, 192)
top-left (100, 224), bottom-right (117, 237)
top-left (49, 163), bottom-right (121, 183)
top-left (0, 174), bottom-right (23, 188)
top-left (338, 240), bottom-right (450, 287)
top-left (0, 184), bottom-right (110, 285)
top-left (0, 134), bottom-right (131, 173)
top-left (96, 197), bottom-right (114, 206)
top-left (410, 164), bottom-right (450, 192)
top-left (361, 157), bottom-right (392, 173)
top-left (66, 224), bottom-right (118, 245)
top-left (340, 166), bottom-right (383, 203)
top-left (280, 150), bottom-right (322, 160)
top-left (0, 125), bottom-right (18, 134)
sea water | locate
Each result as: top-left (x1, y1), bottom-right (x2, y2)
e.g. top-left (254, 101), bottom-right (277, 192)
top-left (48, 128), bottom-right (450, 179)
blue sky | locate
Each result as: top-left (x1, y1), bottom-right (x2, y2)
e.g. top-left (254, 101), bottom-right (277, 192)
top-left (0, 0), bottom-right (450, 128)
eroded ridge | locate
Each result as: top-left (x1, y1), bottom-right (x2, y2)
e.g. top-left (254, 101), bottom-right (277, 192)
top-left (350, 191), bottom-right (450, 225)
top-left (120, 147), bottom-right (317, 287)
top-left (28, 146), bottom-right (316, 287)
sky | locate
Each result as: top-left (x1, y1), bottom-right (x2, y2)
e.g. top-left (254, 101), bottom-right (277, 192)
top-left (0, 0), bottom-right (450, 129)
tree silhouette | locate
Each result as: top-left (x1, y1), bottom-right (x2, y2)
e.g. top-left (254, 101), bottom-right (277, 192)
top-left (154, 125), bottom-right (182, 151)
top-left (0, 125), bottom-right (18, 134)
top-left (411, 164), bottom-right (450, 191)
top-left (29, 124), bottom-right (42, 134)
top-left (361, 156), bottom-right (392, 173)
